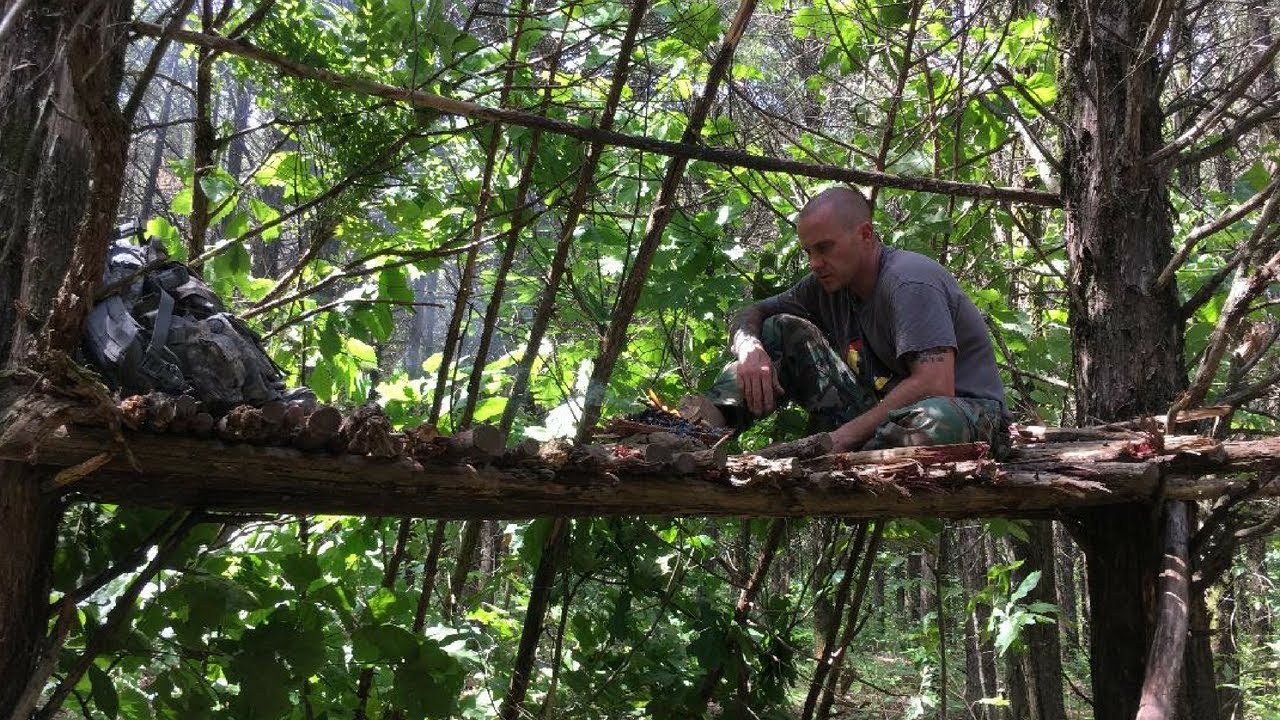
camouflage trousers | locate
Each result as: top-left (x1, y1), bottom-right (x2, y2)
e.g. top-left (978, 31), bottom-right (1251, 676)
top-left (706, 314), bottom-right (1009, 455)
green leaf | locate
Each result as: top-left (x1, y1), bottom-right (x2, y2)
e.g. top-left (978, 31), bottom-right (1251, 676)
top-left (229, 652), bottom-right (291, 720)
top-left (170, 188), bottom-right (193, 215)
top-left (118, 686), bottom-right (154, 720)
top-left (145, 217), bottom-right (184, 260)
top-left (352, 623), bottom-right (420, 663)
top-left (280, 553), bottom-right (323, 590)
top-left (877, 0), bottom-right (912, 25)
top-left (688, 627), bottom-right (727, 669)
top-left (388, 639), bottom-right (466, 719)
top-left (318, 319), bottom-right (342, 359)
top-left (222, 210), bottom-right (250, 239)
top-left (471, 396), bottom-right (507, 423)
top-left (367, 586), bottom-right (400, 622)
top-left (1010, 570), bottom-right (1041, 604)
top-left (378, 267), bottom-right (416, 303)
top-left (89, 664), bottom-right (119, 719)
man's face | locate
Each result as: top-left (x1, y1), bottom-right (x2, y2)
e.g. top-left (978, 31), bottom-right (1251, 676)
top-left (797, 204), bottom-right (872, 293)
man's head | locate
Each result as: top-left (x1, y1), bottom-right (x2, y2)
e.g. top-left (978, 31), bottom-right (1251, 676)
top-left (796, 187), bottom-right (879, 296)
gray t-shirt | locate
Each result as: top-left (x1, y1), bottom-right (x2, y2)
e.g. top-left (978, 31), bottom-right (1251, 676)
top-left (733, 246), bottom-right (1005, 408)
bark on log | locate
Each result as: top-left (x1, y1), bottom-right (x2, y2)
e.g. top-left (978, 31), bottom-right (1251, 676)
top-left (7, 425), bottom-right (1280, 519)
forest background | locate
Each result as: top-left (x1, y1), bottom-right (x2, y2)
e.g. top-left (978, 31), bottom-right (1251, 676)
top-left (2, 0), bottom-right (1280, 718)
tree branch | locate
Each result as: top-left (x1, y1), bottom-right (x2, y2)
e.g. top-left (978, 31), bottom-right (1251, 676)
top-left (123, 0), bottom-right (197, 126)
top-left (34, 513), bottom-right (201, 720)
top-left (1154, 175), bottom-right (1280, 294)
top-left (1148, 33), bottom-right (1280, 166)
top-left (131, 21), bottom-right (1061, 207)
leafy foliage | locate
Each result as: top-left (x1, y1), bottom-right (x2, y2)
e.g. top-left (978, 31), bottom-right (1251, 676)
top-left (25, 0), bottom-right (1280, 716)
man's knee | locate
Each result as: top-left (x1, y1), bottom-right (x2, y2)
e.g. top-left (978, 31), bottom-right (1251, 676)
top-left (864, 396), bottom-right (974, 449)
top-left (760, 314), bottom-right (825, 350)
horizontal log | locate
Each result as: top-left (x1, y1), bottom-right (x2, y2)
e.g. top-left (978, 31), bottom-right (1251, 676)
top-left (3, 425), bottom-right (1278, 519)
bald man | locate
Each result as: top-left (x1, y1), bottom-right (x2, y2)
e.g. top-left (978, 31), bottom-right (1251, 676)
top-left (684, 186), bottom-right (1009, 455)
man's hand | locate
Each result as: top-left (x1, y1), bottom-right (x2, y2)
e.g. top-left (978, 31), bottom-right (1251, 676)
top-left (734, 337), bottom-right (783, 417)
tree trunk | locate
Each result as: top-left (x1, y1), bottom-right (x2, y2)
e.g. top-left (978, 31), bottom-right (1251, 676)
top-left (1052, 521), bottom-right (1081, 651)
top-left (1005, 523), bottom-right (1066, 720)
top-left (188, 2), bottom-right (217, 270)
top-left (958, 523), bottom-right (999, 718)
top-left (0, 464), bottom-right (61, 717)
top-left (1056, 0), bottom-right (1188, 713)
top-left (0, 2), bottom-right (131, 715)
top-left (906, 552), bottom-right (922, 622)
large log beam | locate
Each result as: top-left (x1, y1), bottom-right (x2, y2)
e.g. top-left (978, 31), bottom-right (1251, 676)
top-left (2, 425), bottom-right (1277, 519)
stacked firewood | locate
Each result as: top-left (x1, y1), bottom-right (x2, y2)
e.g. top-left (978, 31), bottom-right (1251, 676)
top-left (108, 391), bottom-right (733, 474)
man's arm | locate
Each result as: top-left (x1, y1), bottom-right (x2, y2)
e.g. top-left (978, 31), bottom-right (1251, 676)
top-left (828, 346), bottom-right (955, 452)
top-left (728, 277), bottom-right (821, 417)
top-left (729, 303), bottom-right (785, 416)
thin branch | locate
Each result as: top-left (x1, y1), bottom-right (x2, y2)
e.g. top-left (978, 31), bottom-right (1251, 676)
top-left (35, 513), bottom-right (201, 720)
top-left (0, 0), bottom-right (32, 45)
top-left (498, 517), bottom-right (570, 720)
top-left (56, 510), bottom-right (187, 608)
top-left (354, 519), bottom-right (414, 720)
top-left (577, 0), bottom-right (764, 439)
top-left (498, 0), bottom-right (654, 436)
top-left (131, 21), bottom-right (1061, 207)
top-left (1148, 33), bottom-right (1280, 165)
top-left (1154, 175), bottom-right (1280, 294)
top-left (123, 0), bottom-right (196, 126)
top-left (1173, 235), bottom-right (1280, 415)
top-left (226, 0), bottom-right (277, 39)
top-left (1174, 99), bottom-right (1280, 167)
top-left (995, 64), bottom-right (1069, 133)
top-left (250, 133), bottom-right (416, 312)
top-left (260, 299), bottom-right (442, 341)
top-left (243, 236), bottom-right (487, 321)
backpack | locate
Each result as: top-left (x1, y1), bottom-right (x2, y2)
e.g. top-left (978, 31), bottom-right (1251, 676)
top-left (82, 226), bottom-right (312, 411)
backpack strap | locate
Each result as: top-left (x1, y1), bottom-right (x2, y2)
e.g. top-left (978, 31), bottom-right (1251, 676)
top-left (149, 288), bottom-right (176, 352)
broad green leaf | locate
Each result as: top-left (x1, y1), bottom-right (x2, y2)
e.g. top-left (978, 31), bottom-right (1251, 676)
top-left (88, 664), bottom-right (119, 720)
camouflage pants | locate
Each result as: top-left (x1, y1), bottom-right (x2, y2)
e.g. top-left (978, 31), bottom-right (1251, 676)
top-left (706, 314), bottom-right (1008, 454)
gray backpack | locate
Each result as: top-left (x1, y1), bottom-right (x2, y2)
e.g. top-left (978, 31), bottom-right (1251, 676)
top-left (83, 227), bottom-right (310, 411)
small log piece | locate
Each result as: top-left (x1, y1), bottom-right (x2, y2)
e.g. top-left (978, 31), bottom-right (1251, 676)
top-left (444, 424), bottom-right (506, 460)
top-left (119, 395), bottom-right (148, 430)
top-left (672, 444), bottom-right (730, 474)
top-left (504, 438), bottom-right (543, 464)
top-left (148, 392), bottom-right (178, 433)
top-left (340, 404), bottom-right (398, 458)
top-left (536, 439), bottom-right (572, 469)
top-left (189, 412), bottom-right (215, 438)
top-left (281, 403), bottom-right (305, 434)
top-left (404, 423), bottom-right (444, 460)
top-left (167, 394), bottom-right (199, 433)
top-left (259, 400), bottom-right (287, 429)
top-left (293, 405), bottom-right (343, 452)
top-left (755, 432), bottom-right (833, 460)
top-left (803, 443), bottom-right (989, 473)
top-left (217, 405), bottom-right (270, 444)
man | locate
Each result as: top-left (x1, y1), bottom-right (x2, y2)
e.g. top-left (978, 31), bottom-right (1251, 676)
top-left (683, 186), bottom-right (1009, 455)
